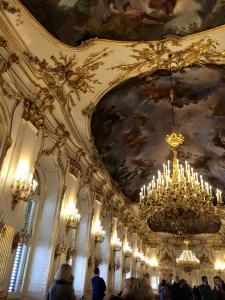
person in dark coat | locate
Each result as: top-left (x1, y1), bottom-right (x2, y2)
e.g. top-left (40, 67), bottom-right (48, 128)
top-left (47, 263), bottom-right (76, 300)
top-left (91, 267), bottom-right (106, 300)
top-left (171, 276), bottom-right (182, 300)
top-left (193, 285), bottom-right (200, 300)
top-left (158, 279), bottom-right (170, 300)
top-left (212, 276), bottom-right (225, 300)
top-left (198, 276), bottom-right (213, 300)
top-left (180, 279), bottom-right (193, 300)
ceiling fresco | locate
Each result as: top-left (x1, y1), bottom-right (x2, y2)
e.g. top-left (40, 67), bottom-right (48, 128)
top-left (20, 0), bottom-right (225, 46)
top-left (91, 65), bottom-right (225, 202)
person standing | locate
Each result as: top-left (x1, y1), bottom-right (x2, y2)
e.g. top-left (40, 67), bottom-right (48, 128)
top-left (47, 264), bottom-right (76, 300)
top-left (198, 276), bottom-right (213, 300)
top-left (158, 279), bottom-right (170, 300)
top-left (180, 279), bottom-right (193, 300)
top-left (212, 276), bottom-right (225, 300)
top-left (171, 276), bottom-right (182, 300)
top-left (91, 267), bottom-right (106, 300)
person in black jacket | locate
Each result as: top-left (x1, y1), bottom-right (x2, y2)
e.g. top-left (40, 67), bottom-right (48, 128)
top-left (198, 276), bottom-right (213, 300)
top-left (180, 279), bottom-right (193, 300)
top-left (171, 276), bottom-right (182, 300)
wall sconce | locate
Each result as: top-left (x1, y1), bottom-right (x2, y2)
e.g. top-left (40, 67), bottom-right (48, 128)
top-left (54, 241), bottom-right (66, 259)
top-left (93, 219), bottom-right (105, 243)
top-left (111, 236), bottom-right (122, 251)
top-left (215, 260), bottom-right (225, 271)
top-left (66, 208), bottom-right (81, 233)
top-left (123, 242), bottom-right (132, 257)
top-left (11, 161), bottom-right (38, 210)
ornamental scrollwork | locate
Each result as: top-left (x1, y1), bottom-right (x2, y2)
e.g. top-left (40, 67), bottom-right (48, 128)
top-left (110, 36), bottom-right (225, 85)
top-left (54, 241), bottom-right (66, 259)
top-left (82, 101), bottom-right (95, 118)
top-left (0, 219), bottom-right (6, 239)
top-left (0, 1), bottom-right (22, 25)
top-left (24, 48), bottom-right (111, 111)
top-left (0, 38), bottom-right (20, 101)
top-left (23, 88), bottom-right (54, 130)
top-left (66, 247), bottom-right (76, 261)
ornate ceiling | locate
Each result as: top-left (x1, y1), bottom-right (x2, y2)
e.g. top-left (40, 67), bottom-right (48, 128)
top-left (2, 0), bottom-right (225, 239)
top-left (92, 65), bottom-right (225, 202)
top-left (20, 0), bottom-right (225, 46)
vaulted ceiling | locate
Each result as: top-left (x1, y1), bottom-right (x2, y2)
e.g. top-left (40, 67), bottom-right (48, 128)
top-left (20, 0), bottom-right (225, 46)
top-left (92, 65), bottom-right (225, 202)
top-left (4, 0), bottom-right (225, 237)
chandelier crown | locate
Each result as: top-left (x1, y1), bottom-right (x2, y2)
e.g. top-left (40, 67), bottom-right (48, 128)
top-left (165, 132), bottom-right (184, 149)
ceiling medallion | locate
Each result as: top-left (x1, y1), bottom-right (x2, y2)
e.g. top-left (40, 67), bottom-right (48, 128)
top-left (139, 69), bottom-right (223, 235)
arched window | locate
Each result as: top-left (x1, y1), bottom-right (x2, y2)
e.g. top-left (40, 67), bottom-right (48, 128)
top-left (8, 199), bottom-right (38, 293)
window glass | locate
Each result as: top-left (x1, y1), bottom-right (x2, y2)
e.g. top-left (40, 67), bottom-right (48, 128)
top-left (8, 201), bottom-right (37, 293)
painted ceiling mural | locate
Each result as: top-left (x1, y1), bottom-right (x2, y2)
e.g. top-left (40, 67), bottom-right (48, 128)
top-left (20, 0), bottom-right (225, 45)
top-left (91, 65), bottom-right (225, 202)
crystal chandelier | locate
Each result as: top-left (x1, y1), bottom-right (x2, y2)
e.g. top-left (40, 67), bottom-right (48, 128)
top-left (139, 70), bottom-right (223, 235)
top-left (176, 240), bottom-right (200, 271)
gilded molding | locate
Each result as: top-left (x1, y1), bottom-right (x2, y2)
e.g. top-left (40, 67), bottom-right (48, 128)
top-left (42, 124), bottom-right (69, 154)
top-left (41, 124), bottom-right (70, 174)
top-left (24, 48), bottom-right (111, 110)
top-left (70, 158), bottom-right (83, 178)
top-left (0, 38), bottom-right (20, 100)
top-left (0, 36), bottom-right (7, 48)
top-left (69, 149), bottom-right (85, 178)
top-left (0, 220), bottom-right (6, 239)
top-left (88, 255), bottom-right (95, 268)
top-left (0, 1), bottom-right (22, 25)
top-left (110, 36), bottom-right (225, 85)
top-left (23, 88), bottom-right (54, 130)
top-left (82, 101), bottom-right (95, 118)
top-left (82, 166), bottom-right (96, 186)
top-left (54, 241), bottom-right (66, 258)
top-left (11, 232), bottom-right (20, 252)
top-left (0, 53), bottom-right (19, 74)
top-left (66, 247), bottom-right (76, 261)
top-left (95, 255), bottom-right (103, 268)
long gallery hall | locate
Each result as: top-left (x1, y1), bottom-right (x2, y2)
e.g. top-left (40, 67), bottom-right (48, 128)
top-left (0, 1), bottom-right (225, 300)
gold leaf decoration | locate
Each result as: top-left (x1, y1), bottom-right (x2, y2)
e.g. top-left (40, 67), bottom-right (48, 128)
top-left (110, 36), bottom-right (225, 85)
top-left (24, 48), bottom-right (111, 112)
